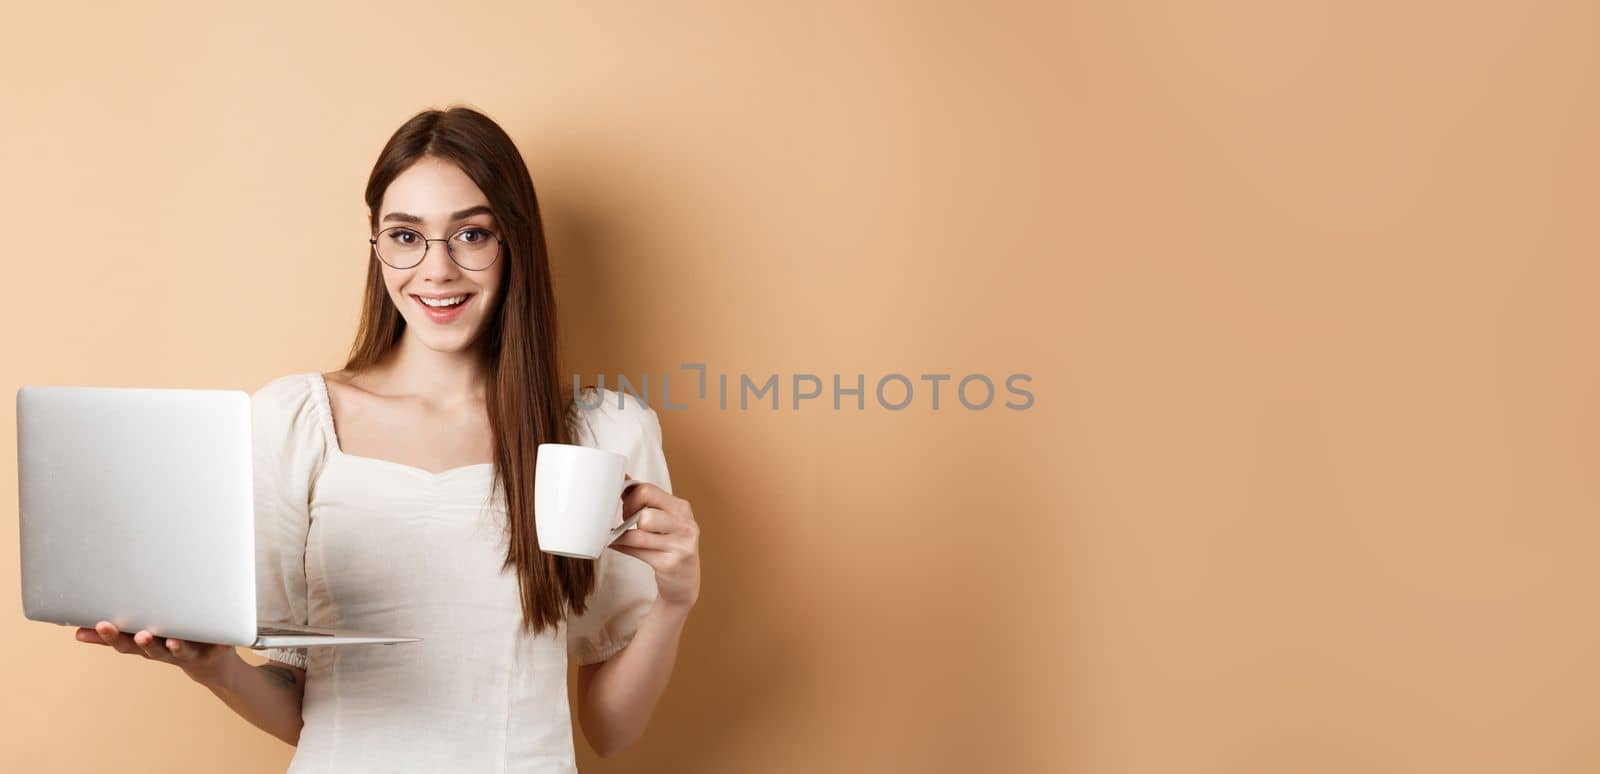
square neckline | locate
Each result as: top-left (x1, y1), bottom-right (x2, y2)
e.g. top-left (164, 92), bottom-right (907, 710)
top-left (309, 371), bottom-right (495, 480)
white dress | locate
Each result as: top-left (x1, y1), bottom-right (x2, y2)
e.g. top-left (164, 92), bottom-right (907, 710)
top-left (249, 372), bottom-right (669, 773)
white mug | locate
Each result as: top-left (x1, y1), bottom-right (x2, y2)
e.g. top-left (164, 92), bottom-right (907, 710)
top-left (534, 443), bottom-right (651, 559)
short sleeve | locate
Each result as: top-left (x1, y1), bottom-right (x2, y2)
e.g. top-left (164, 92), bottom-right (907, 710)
top-left (249, 373), bottom-right (326, 670)
top-left (566, 389), bottom-right (673, 666)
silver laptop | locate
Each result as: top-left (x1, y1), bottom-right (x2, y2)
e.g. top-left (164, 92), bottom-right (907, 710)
top-left (16, 383), bottom-right (419, 650)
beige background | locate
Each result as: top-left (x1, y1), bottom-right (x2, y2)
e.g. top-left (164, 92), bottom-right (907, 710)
top-left (1, 1), bottom-right (1596, 772)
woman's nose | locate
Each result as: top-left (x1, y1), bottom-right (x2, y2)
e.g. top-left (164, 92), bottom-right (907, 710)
top-left (417, 240), bottom-right (462, 277)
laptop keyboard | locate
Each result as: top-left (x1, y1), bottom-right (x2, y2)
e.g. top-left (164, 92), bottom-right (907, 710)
top-left (258, 626), bottom-right (335, 637)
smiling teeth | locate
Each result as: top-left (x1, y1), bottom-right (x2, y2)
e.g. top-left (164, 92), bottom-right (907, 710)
top-left (420, 295), bottom-right (467, 307)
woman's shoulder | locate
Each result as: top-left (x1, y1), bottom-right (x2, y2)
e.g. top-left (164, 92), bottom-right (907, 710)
top-left (570, 386), bottom-right (654, 420)
top-left (567, 386), bottom-right (672, 491)
top-left (568, 386), bottom-right (663, 446)
top-left (251, 371), bottom-right (320, 406)
top-left (249, 372), bottom-right (328, 442)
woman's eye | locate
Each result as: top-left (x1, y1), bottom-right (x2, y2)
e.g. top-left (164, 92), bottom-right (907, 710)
top-left (457, 228), bottom-right (489, 243)
top-left (390, 230), bottom-right (419, 244)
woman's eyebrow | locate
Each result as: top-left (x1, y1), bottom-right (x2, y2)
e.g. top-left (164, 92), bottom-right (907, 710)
top-left (382, 205), bottom-right (494, 224)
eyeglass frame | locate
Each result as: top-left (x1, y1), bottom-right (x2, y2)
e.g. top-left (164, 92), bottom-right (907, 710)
top-left (368, 225), bottom-right (507, 271)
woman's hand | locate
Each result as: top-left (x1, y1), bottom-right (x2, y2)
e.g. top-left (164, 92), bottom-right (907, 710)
top-left (610, 476), bottom-right (701, 610)
top-left (74, 621), bottom-right (238, 687)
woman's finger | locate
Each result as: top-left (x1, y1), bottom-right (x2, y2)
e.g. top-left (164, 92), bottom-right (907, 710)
top-left (165, 638), bottom-right (201, 663)
top-left (620, 483), bottom-right (676, 523)
top-left (75, 627), bottom-right (110, 646)
top-left (609, 543), bottom-right (672, 564)
top-left (633, 507), bottom-right (668, 533)
top-left (133, 630), bottom-right (173, 662)
top-left (637, 504), bottom-right (697, 538)
top-left (95, 622), bottom-right (141, 654)
top-left (613, 526), bottom-right (671, 551)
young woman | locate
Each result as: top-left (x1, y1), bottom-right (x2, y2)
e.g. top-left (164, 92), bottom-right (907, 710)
top-left (73, 106), bottom-right (702, 771)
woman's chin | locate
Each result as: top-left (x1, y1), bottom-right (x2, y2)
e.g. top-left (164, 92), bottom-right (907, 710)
top-left (404, 319), bottom-right (481, 351)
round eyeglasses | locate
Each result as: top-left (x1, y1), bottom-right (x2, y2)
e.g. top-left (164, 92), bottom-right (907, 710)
top-left (369, 225), bottom-right (505, 271)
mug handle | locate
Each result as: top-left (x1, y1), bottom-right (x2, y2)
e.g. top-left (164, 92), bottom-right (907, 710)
top-left (606, 479), bottom-right (651, 545)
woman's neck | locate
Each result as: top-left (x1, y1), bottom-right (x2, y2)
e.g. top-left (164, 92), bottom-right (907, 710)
top-left (359, 330), bottom-right (489, 406)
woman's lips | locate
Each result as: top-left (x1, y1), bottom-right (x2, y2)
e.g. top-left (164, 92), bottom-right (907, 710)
top-left (413, 294), bottom-right (474, 323)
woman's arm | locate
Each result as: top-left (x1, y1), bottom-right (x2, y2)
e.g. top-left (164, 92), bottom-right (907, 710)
top-left (76, 623), bottom-right (306, 746)
top-left (198, 654), bottom-right (308, 746)
top-left (575, 600), bottom-right (692, 758)
top-left (576, 478), bottom-right (701, 758)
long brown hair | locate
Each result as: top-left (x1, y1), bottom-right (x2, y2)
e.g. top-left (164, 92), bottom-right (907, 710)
top-left (343, 105), bottom-right (597, 635)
